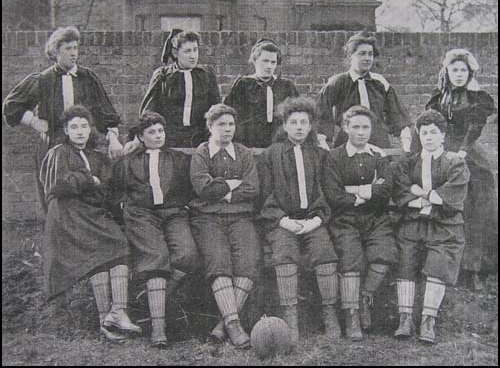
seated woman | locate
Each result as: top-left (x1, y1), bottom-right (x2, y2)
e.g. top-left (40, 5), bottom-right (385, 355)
top-left (40, 105), bottom-right (140, 341)
top-left (113, 111), bottom-right (199, 348)
top-left (393, 110), bottom-right (470, 344)
top-left (322, 105), bottom-right (398, 341)
top-left (189, 104), bottom-right (261, 349)
top-left (260, 97), bottom-right (340, 344)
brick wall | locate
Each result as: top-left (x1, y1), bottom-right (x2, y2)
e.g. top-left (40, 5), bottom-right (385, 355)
top-left (2, 31), bottom-right (498, 222)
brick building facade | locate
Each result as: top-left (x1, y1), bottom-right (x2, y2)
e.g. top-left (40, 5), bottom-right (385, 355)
top-left (54, 0), bottom-right (381, 31)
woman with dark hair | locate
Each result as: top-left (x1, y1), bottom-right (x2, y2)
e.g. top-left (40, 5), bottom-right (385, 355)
top-left (130, 29), bottom-right (220, 149)
top-left (260, 97), bottom-right (339, 344)
top-left (317, 31), bottom-right (412, 151)
top-left (189, 103), bottom-right (261, 349)
top-left (224, 38), bottom-right (299, 148)
top-left (40, 105), bottom-right (140, 341)
top-left (425, 49), bottom-right (496, 291)
top-left (114, 111), bottom-right (199, 348)
top-left (322, 105), bottom-right (398, 341)
top-left (3, 26), bottom-right (124, 211)
top-left (393, 109), bottom-right (469, 344)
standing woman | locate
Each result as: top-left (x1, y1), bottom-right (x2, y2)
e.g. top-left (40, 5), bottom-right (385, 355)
top-left (426, 49), bottom-right (496, 291)
top-left (136, 29), bottom-right (221, 149)
top-left (40, 105), bottom-right (140, 341)
top-left (317, 31), bottom-right (412, 151)
top-left (2, 26), bottom-right (124, 211)
top-left (224, 38), bottom-right (299, 148)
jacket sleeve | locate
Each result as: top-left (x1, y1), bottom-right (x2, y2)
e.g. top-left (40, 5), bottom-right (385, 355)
top-left (2, 73), bottom-right (40, 127)
top-left (206, 66), bottom-right (221, 107)
top-left (259, 148), bottom-right (287, 226)
top-left (392, 155), bottom-right (420, 208)
top-left (317, 77), bottom-right (340, 141)
top-left (384, 85), bottom-right (412, 135)
top-left (434, 157), bottom-right (470, 212)
top-left (41, 147), bottom-right (95, 199)
top-left (223, 77), bottom-right (243, 109)
top-left (139, 67), bottom-right (164, 116)
top-left (86, 69), bottom-right (121, 133)
top-left (370, 155), bottom-right (393, 202)
top-left (230, 149), bottom-right (260, 202)
top-left (322, 152), bottom-right (356, 212)
top-left (460, 91), bottom-right (495, 152)
top-left (189, 148), bottom-right (231, 201)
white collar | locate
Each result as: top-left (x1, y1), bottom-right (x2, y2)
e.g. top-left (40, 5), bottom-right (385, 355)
top-left (346, 141), bottom-right (374, 157)
top-left (208, 140), bottom-right (236, 160)
top-left (349, 69), bottom-right (371, 82)
top-left (61, 65), bottom-right (78, 77)
top-left (146, 148), bottom-right (161, 153)
top-left (421, 146), bottom-right (444, 160)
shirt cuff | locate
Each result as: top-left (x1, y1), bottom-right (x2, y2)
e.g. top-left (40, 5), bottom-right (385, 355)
top-left (223, 191), bottom-right (232, 203)
top-left (21, 110), bottom-right (34, 126)
top-left (408, 198), bottom-right (422, 208)
top-left (354, 195), bottom-right (366, 207)
top-left (106, 127), bottom-right (119, 141)
top-left (345, 185), bottom-right (359, 195)
top-left (428, 190), bottom-right (443, 205)
top-left (358, 184), bottom-right (372, 200)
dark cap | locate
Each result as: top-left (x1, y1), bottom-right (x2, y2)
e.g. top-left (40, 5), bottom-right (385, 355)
top-left (161, 28), bottom-right (183, 64)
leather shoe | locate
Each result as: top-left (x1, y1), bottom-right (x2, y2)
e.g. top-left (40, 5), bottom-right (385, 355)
top-left (100, 326), bottom-right (126, 342)
top-left (360, 294), bottom-right (373, 330)
top-left (323, 305), bottom-right (341, 339)
top-left (419, 315), bottom-right (436, 344)
top-left (225, 320), bottom-right (250, 349)
top-left (151, 320), bottom-right (168, 349)
top-left (394, 312), bottom-right (415, 338)
top-left (209, 319), bottom-right (227, 343)
top-left (103, 308), bottom-right (142, 334)
top-left (283, 305), bottom-right (299, 344)
top-left (344, 309), bottom-right (363, 341)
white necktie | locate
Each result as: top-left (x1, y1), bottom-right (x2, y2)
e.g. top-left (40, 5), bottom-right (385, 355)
top-left (420, 152), bottom-right (433, 215)
top-left (62, 74), bottom-right (75, 111)
top-left (293, 145), bottom-right (308, 209)
top-left (182, 70), bottom-right (193, 126)
top-left (147, 149), bottom-right (164, 205)
top-left (78, 150), bottom-right (91, 172)
top-left (266, 86), bottom-right (273, 123)
top-left (357, 78), bottom-right (370, 109)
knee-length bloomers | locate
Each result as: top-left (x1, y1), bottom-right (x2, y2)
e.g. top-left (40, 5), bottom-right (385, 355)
top-left (113, 148), bottom-right (199, 277)
top-left (260, 140), bottom-right (337, 267)
top-left (322, 143), bottom-right (398, 273)
top-left (189, 142), bottom-right (261, 283)
top-left (393, 150), bottom-right (470, 285)
top-left (40, 143), bottom-right (129, 299)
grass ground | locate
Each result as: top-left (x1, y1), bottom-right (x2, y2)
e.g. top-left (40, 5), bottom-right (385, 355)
top-left (2, 222), bottom-right (498, 366)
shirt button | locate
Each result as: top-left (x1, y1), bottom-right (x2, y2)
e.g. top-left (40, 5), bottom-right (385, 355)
top-left (361, 177), bottom-right (364, 180)
top-left (359, 163), bottom-right (363, 166)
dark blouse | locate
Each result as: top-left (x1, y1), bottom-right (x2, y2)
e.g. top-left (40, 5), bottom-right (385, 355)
top-left (322, 144), bottom-right (393, 216)
top-left (393, 152), bottom-right (470, 225)
top-left (260, 139), bottom-right (330, 227)
top-left (40, 143), bottom-right (113, 207)
top-left (112, 148), bottom-right (193, 210)
top-left (140, 65), bottom-right (221, 148)
top-left (426, 88), bottom-right (495, 153)
top-left (189, 142), bottom-right (259, 214)
top-left (317, 71), bottom-right (411, 148)
top-left (3, 65), bottom-right (121, 146)
top-left (224, 75), bottom-right (299, 148)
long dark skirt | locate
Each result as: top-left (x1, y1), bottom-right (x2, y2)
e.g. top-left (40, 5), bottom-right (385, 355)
top-left (43, 198), bottom-right (130, 299)
top-left (444, 137), bottom-right (498, 273)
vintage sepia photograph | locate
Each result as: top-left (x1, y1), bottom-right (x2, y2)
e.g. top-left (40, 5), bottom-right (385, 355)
top-left (2, 0), bottom-right (498, 365)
